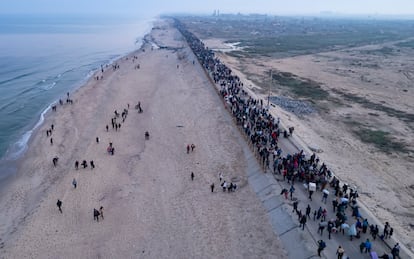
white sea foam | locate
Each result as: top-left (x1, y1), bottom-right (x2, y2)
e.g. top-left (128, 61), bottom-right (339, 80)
top-left (1, 16), bottom-right (155, 162)
top-left (5, 105), bottom-right (51, 160)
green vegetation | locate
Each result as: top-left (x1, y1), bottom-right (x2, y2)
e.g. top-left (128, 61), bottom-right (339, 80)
top-left (178, 15), bottom-right (414, 57)
top-left (332, 89), bottom-right (414, 125)
top-left (177, 15), bottom-right (414, 154)
top-left (344, 120), bottom-right (410, 153)
top-left (355, 128), bottom-right (409, 153)
top-left (239, 33), bottom-right (400, 56)
top-left (271, 71), bottom-right (330, 100)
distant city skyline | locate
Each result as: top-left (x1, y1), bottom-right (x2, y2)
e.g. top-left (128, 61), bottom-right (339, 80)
top-left (1, 0), bottom-right (414, 17)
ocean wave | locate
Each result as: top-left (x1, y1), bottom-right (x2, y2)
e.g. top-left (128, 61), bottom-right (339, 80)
top-left (5, 104), bottom-right (25, 116)
top-left (40, 81), bottom-right (57, 91)
top-left (4, 105), bottom-right (51, 160)
top-left (1, 18), bottom-right (154, 162)
top-left (36, 67), bottom-right (75, 88)
top-left (0, 99), bottom-right (18, 112)
top-left (0, 71), bottom-right (37, 86)
top-left (0, 86), bottom-right (37, 111)
top-left (14, 86), bottom-right (37, 99)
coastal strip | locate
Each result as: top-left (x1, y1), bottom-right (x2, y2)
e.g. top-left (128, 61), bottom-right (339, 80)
top-left (0, 19), bottom-right (287, 258)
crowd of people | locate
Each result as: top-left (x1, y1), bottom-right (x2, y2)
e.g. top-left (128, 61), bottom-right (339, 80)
top-left (175, 19), bottom-right (401, 258)
top-left (48, 70), bottom-right (132, 222)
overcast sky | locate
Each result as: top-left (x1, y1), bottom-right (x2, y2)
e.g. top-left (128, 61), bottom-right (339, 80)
top-left (1, 0), bottom-right (413, 17)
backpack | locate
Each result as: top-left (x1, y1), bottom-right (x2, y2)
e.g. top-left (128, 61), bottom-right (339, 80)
top-left (320, 241), bottom-right (326, 249)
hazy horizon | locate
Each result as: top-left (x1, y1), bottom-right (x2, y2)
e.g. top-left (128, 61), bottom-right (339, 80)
top-left (1, 0), bottom-right (414, 18)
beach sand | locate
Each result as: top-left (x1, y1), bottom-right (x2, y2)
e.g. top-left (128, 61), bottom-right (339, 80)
top-left (0, 20), bottom-right (287, 258)
top-left (202, 41), bottom-right (414, 252)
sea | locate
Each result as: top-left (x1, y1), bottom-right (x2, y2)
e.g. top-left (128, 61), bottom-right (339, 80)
top-left (0, 14), bottom-right (153, 179)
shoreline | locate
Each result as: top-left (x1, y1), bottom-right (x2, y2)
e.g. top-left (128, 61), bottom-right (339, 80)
top-left (0, 25), bottom-right (155, 246)
top-left (0, 30), bottom-right (153, 183)
top-left (0, 17), bottom-right (156, 166)
top-left (1, 18), bottom-right (287, 258)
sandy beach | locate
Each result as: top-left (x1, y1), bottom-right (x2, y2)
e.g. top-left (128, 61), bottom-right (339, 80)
top-left (0, 19), bottom-right (287, 258)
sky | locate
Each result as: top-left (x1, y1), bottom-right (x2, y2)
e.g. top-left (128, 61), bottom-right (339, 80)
top-left (1, 0), bottom-right (414, 17)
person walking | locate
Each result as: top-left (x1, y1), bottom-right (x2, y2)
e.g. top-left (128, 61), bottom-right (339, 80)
top-left (289, 185), bottom-right (295, 200)
top-left (280, 188), bottom-right (288, 199)
top-left (222, 181), bottom-right (227, 192)
top-left (56, 199), bottom-right (62, 213)
top-left (365, 239), bottom-right (372, 253)
top-left (210, 183), bottom-right (214, 192)
top-left (362, 218), bottom-right (369, 234)
top-left (292, 200), bottom-right (298, 213)
top-left (336, 246), bottom-right (345, 259)
top-left (318, 220), bottom-right (327, 236)
top-left (93, 208), bottom-right (100, 221)
top-left (317, 240), bottom-right (326, 257)
top-left (191, 172), bottom-right (194, 181)
top-left (359, 241), bottom-right (365, 253)
top-left (332, 199), bottom-right (338, 212)
top-left (99, 206), bottom-right (104, 220)
top-left (300, 215), bottom-right (307, 230)
top-left (384, 222), bottom-right (390, 239)
top-left (308, 190), bottom-right (314, 201)
top-left (391, 243), bottom-right (400, 258)
top-left (72, 178), bottom-right (77, 188)
top-left (321, 189), bottom-right (328, 203)
top-left (306, 204), bottom-right (311, 219)
top-left (328, 220), bottom-right (334, 239)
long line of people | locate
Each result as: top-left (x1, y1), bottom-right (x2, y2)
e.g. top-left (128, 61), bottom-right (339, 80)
top-left (175, 19), bottom-right (401, 258)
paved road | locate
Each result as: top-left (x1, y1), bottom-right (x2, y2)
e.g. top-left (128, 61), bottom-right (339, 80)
top-left (208, 80), bottom-right (409, 258)
top-left (231, 114), bottom-right (406, 258)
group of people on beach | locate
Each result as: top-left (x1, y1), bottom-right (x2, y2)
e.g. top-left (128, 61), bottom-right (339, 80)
top-left (74, 160), bottom-right (95, 169)
top-left (177, 20), bottom-right (401, 258)
top-left (49, 89), bottom-right (109, 221)
top-left (186, 143), bottom-right (195, 153)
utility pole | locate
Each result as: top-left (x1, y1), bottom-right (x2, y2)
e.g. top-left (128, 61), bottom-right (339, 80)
top-left (267, 69), bottom-right (272, 109)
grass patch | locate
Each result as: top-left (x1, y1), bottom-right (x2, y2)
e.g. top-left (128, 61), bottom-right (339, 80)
top-left (344, 120), bottom-right (410, 153)
top-left (271, 71), bottom-right (330, 100)
top-left (177, 15), bottom-right (414, 58)
top-left (241, 69), bottom-right (339, 112)
top-left (354, 128), bottom-right (409, 153)
top-left (332, 89), bottom-right (414, 125)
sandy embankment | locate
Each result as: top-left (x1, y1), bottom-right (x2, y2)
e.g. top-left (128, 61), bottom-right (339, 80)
top-left (0, 20), bottom-right (287, 258)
